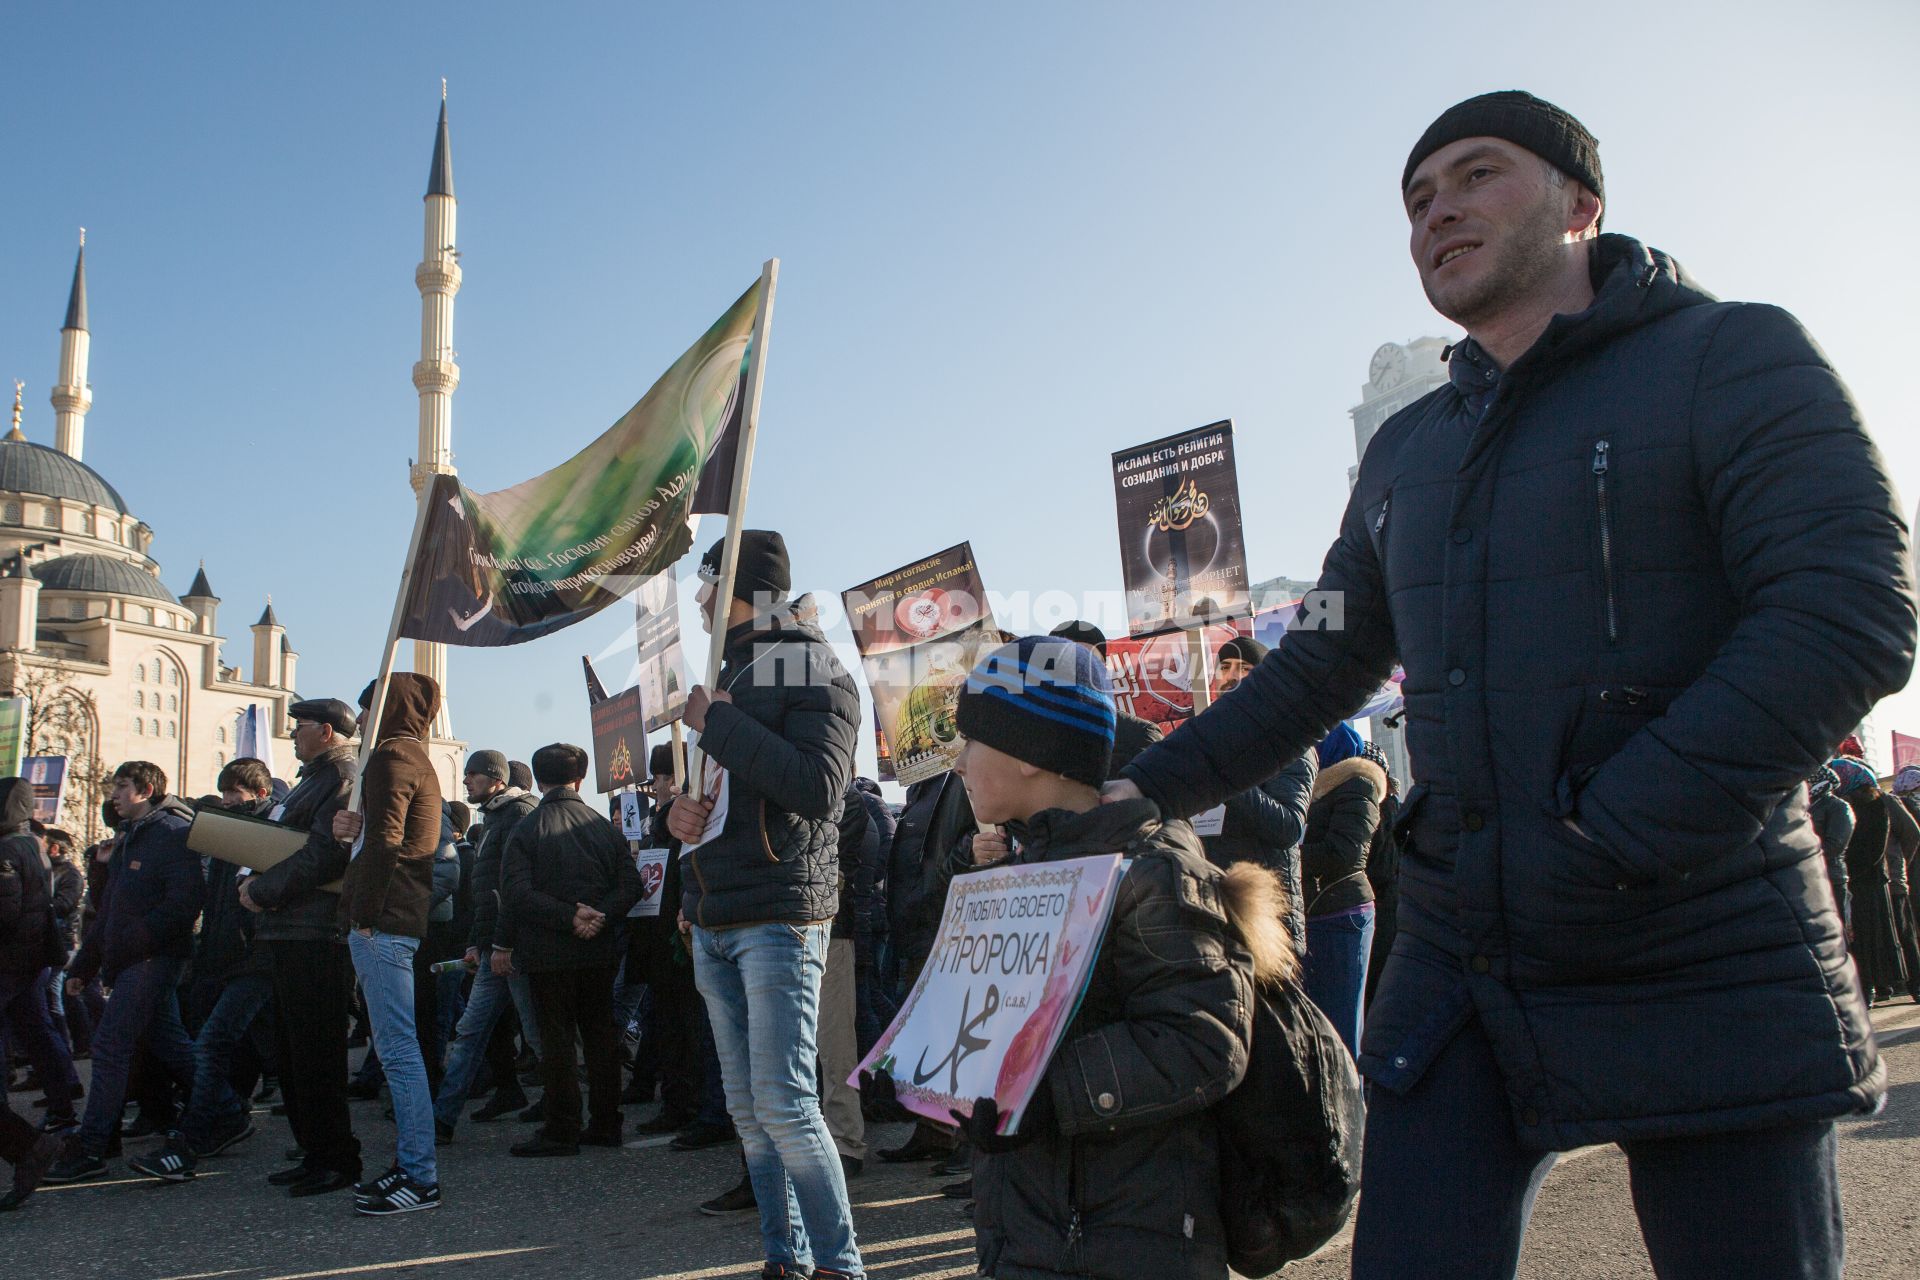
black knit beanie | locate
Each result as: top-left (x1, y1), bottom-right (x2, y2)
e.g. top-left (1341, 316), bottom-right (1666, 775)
top-left (1048, 620), bottom-right (1109, 659)
top-left (956, 636), bottom-right (1116, 789)
top-left (700, 530), bottom-right (791, 603)
top-left (1403, 90), bottom-right (1603, 210)
top-left (1217, 635), bottom-right (1268, 666)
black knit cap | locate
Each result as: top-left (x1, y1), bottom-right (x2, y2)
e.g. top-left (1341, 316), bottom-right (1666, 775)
top-left (1048, 620), bottom-right (1109, 659)
top-left (464, 749), bottom-right (509, 784)
top-left (700, 530), bottom-right (791, 603)
top-left (1217, 635), bottom-right (1268, 666)
top-left (1403, 90), bottom-right (1603, 209)
top-left (956, 635), bottom-right (1116, 789)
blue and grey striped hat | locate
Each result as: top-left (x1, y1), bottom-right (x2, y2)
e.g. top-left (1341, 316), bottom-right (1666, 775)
top-left (956, 635), bottom-right (1116, 788)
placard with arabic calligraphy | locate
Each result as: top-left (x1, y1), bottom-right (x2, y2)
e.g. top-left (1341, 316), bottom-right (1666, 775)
top-left (1111, 420), bottom-right (1251, 637)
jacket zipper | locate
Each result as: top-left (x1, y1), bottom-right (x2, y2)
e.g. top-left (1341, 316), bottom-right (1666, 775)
top-left (1592, 440), bottom-right (1619, 645)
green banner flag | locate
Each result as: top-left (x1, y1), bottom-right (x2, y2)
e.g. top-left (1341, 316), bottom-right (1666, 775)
top-left (398, 280), bottom-right (762, 647)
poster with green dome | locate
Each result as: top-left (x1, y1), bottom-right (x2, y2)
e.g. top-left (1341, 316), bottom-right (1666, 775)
top-left (843, 544), bottom-right (999, 784)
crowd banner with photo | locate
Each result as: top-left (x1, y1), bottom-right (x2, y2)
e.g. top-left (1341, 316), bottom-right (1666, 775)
top-left (855, 853), bottom-right (1128, 1132)
top-left (633, 572), bottom-right (691, 734)
top-left (1112, 420), bottom-right (1251, 639)
top-left (686, 258), bottom-right (780, 792)
top-left (1105, 620), bottom-right (1251, 738)
top-left (0, 697), bottom-right (29, 779)
top-left (22, 755), bottom-right (67, 825)
top-left (590, 686), bottom-right (647, 795)
top-left (394, 279), bottom-right (764, 650)
top-left (842, 542), bottom-right (999, 785)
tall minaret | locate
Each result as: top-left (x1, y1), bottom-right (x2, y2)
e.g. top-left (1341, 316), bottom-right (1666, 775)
top-left (412, 84), bottom-right (459, 736)
top-left (51, 230), bottom-right (91, 461)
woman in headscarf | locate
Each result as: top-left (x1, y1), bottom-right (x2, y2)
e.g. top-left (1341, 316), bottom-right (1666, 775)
top-left (1832, 757), bottom-right (1907, 1005)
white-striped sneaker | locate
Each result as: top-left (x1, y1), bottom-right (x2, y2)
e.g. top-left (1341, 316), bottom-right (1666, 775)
top-left (354, 1174), bottom-right (440, 1216)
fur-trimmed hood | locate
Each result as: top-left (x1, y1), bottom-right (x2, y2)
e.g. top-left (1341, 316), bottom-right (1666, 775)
top-left (1311, 755), bottom-right (1387, 803)
top-left (1220, 860), bottom-right (1299, 988)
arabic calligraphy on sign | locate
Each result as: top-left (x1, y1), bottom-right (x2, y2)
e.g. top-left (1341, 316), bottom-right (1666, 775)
top-left (1148, 478), bottom-right (1210, 533)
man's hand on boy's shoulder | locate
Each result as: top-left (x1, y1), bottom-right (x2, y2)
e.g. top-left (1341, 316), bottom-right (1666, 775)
top-left (1101, 779), bottom-right (1144, 805)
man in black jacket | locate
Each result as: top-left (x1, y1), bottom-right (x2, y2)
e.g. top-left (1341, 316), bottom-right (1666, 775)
top-left (0, 778), bottom-right (82, 1130)
top-left (434, 749), bottom-right (541, 1135)
top-left (666, 531), bottom-right (865, 1280)
top-left (1107, 92), bottom-right (1916, 1279)
top-left (130, 760), bottom-right (279, 1182)
top-left (240, 698), bottom-right (361, 1196)
top-left (497, 743), bottom-right (642, 1156)
top-left (49, 762), bottom-right (203, 1183)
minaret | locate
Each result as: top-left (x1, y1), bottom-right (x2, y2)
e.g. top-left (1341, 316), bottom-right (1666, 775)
top-left (182, 562), bottom-right (219, 637)
top-left (51, 230), bottom-right (92, 461)
top-left (252, 599), bottom-right (285, 689)
top-left (411, 83), bottom-right (459, 735)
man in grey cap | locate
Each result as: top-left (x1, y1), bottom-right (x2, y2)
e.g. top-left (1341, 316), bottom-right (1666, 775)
top-left (432, 749), bottom-right (542, 1135)
top-left (238, 698), bottom-right (363, 1196)
top-left (1107, 90), bottom-right (1915, 1278)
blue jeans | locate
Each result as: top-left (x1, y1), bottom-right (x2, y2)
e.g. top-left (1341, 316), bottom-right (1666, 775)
top-left (348, 930), bottom-right (436, 1186)
top-left (695, 923), bottom-right (863, 1277)
top-left (1353, 1014), bottom-right (1844, 1279)
top-left (434, 951), bottom-right (539, 1128)
top-left (179, 972), bottom-right (274, 1148)
top-left (1303, 905), bottom-right (1375, 1058)
top-left (77, 957), bottom-right (195, 1156)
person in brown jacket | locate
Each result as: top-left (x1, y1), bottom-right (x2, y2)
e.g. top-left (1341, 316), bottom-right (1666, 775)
top-left (332, 672), bottom-right (444, 1215)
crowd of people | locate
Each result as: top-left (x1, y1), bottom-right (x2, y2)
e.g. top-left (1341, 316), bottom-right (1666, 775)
top-left (4, 87), bottom-right (1920, 1280)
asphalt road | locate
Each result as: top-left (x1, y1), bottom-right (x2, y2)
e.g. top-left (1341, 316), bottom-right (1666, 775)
top-left (7, 1001), bottom-right (1918, 1280)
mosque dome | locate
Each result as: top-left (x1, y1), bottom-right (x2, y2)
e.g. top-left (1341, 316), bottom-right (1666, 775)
top-left (0, 437), bottom-right (130, 514)
top-left (32, 552), bottom-right (176, 603)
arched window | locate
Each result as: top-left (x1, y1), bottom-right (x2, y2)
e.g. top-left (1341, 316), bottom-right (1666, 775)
top-left (81, 512), bottom-right (95, 535)
top-left (3, 503), bottom-right (19, 525)
top-left (216, 726), bottom-right (226, 745)
top-left (167, 695), bottom-right (177, 712)
top-left (133, 719), bottom-right (144, 737)
top-left (166, 722), bottom-right (176, 739)
top-left (40, 506), bottom-right (57, 529)
top-left (149, 718), bottom-right (160, 737)
top-left (215, 751), bottom-right (226, 767)
top-left (134, 691), bottom-right (144, 709)
top-left (168, 667), bottom-right (180, 686)
top-left (135, 663), bottom-right (147, 682)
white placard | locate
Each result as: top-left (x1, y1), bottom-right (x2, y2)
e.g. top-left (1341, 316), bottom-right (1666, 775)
top-left (627, 847), bottom-right (669, 918)
top-left (1190, 805), bottom-right (1227, 838)
top-left (619, 791), bottom-right (648, 840)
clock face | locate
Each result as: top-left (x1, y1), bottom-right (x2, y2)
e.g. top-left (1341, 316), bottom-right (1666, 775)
top-left (1369, 344), bottom-right (1405, 389)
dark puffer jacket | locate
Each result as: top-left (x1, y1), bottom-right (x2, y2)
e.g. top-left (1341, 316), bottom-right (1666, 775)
top-left (680, 599), bottom-right (861, 929)
top-left (248, 741), bottom-right (355, 942)
top-left (0, 778), bottom-right (54, 975)
top-left (1125, 234), bottom-right (1917, 1149)
top-left (470, 788), bottom-right (538, 951)
top-left (888, 772), bottom-right (977, 972)
top-left (499, 788), bottom-right (643, 973)
top-left (195, 797), bottom-right (276, 982)
top-left (972, 800), bottom-right (1255, 1280)
top-left (339, 673), bottom-right (444, 939)
top-left (1200, 749), bottom-right (1315, 952)
top-left (71, 796), bottom-right (204, 984)
top-left (1301, 756), bottom-right (1385, 918)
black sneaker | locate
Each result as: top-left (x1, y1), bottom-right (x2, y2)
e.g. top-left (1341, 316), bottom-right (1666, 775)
top-left (43, 1147), bottom-right (108, 1184)
top-left (671, 1120), bottom-right (738, 1152)
top-left (434, 1119), bottom-right (455, 1145)
top-left (759, 1265), bottom-right (811, 1279)
top-left (699, 1176), bottom-right (758, 1216)
top-left (0, 1133), bottom-right (63, 1211)
top-left (121, 1108), bottom-right (170, 1139)
top-left (127, 1135), bottom-right (198, 1183)
top-left (253, 1078), bottom-right (280, 1106)
top-left (355, 1173), bottom-right (440, 1216)
top-left (353, 1164), bottom-right (406, 1200)
top-left (515, 1096), bottom-right (545, 1123)
top-left (469, 1090), bottom-right (528, 1123)
top-left (193, 1116), bottom-right (256, 1158)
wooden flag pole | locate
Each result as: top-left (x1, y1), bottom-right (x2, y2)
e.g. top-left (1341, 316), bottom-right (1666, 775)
top-left (1188, 625), bottom-right (1213, 715)
top-left (669, 720), bottom-right (687, 790)
top-left (686, 257), bottom-right (781, 791)
top-left (350, 476), bottom-right (441, 809)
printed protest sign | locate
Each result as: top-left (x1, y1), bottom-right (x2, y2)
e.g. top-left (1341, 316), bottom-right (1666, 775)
top-left (627, 847), bottom-right (669, 918)
top-left (843, 544), bottom-right (999, 785)
top-left (633, 573), bottom-right (691, 733)
top-left (619, 791), bottom-right (648, 840)
top-left (1112, 421), bottom-right (1251, 637)
top-left (855, 853), bottom-right (1128, 1132)
top-left (1104, 620), bottom-right (1249, 737)
top-left (0, 697), bottom-right (28, 779)
top-left (22, 755), bottom-right (67, 825)
top-left (589, 686), bottom-right (646, 794)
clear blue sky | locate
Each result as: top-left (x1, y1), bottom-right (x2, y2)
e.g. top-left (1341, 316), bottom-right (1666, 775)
top-left (5, 1), bottom-right (1917, 784)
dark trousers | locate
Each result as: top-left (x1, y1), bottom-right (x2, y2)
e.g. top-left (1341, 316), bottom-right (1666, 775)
top-left (645, 956), bottom-right (706, 1119)
top-left (76, 958), bottom-right (195, 1157)
top-left (1351, 1015), bottom-right (1845, 1280)
top-left (529, 964), bottom-right (620, 1141)
top-left (179, 973), bottom-right (274, 1148)
top-left (1, 1096), bottom-right (38, 1164)
top-left (0, 968), bottom-right (81, 1111)
top-left (268, 940), bottom-right (360, 1177)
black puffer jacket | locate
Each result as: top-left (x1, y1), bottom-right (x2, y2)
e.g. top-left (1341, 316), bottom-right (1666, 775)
top-left (469, 788), bottom-right (537, 951)
top-left (248, 742), bottom-right (355, 943)
top-left (1125, 234), bottom-right (1917, 1148)
top-left (1201, 750), bottom-right (1315, 951)
top-left (71, 796), bottom-right (204, 984)
top-left (196, 797), bottom-right (276, 982)
top-left (973, 800), bottom-right (1255, 1280)
top-left (681, 599), bottom-right (861, 929)
top-left (852, 778), bottom-right (895, 947)
top-left (1301, 757), bottom-right (1385, 918)
top-left (499, 789), bottom-right (643, 973)
top-left (1109, 711), bottom-right (1162, 776)
top-left (888, 772), bottom-right (976, 971)
top-left (0, 778), bottom-right (54, 975)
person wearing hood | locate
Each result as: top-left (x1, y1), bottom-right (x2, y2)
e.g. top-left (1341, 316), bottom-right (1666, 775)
top-left (331, 672), bottom-right (445, 1215)
top-left (1105, 91), bottom-right (1916, 1278)
top-left (0, 777), bottom-right (82, 1131)
top-left (434, 748), bottom-right (543, 1137)
top-left (664, 531), bottom-right (865, 1280)
top-left (1299, 729), bottom-right (1388, 1058)
top-left (1833, 757), bottom-right (1907, 1006)
top-left (48, 762), bottom-right (203, 1184)
top-left (948, 635), bottom-right (1268, 1280)
top-left (1806, 766), bottom-right (1854, 930)
top-left (130, 760), bottom-right (281, 1183)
